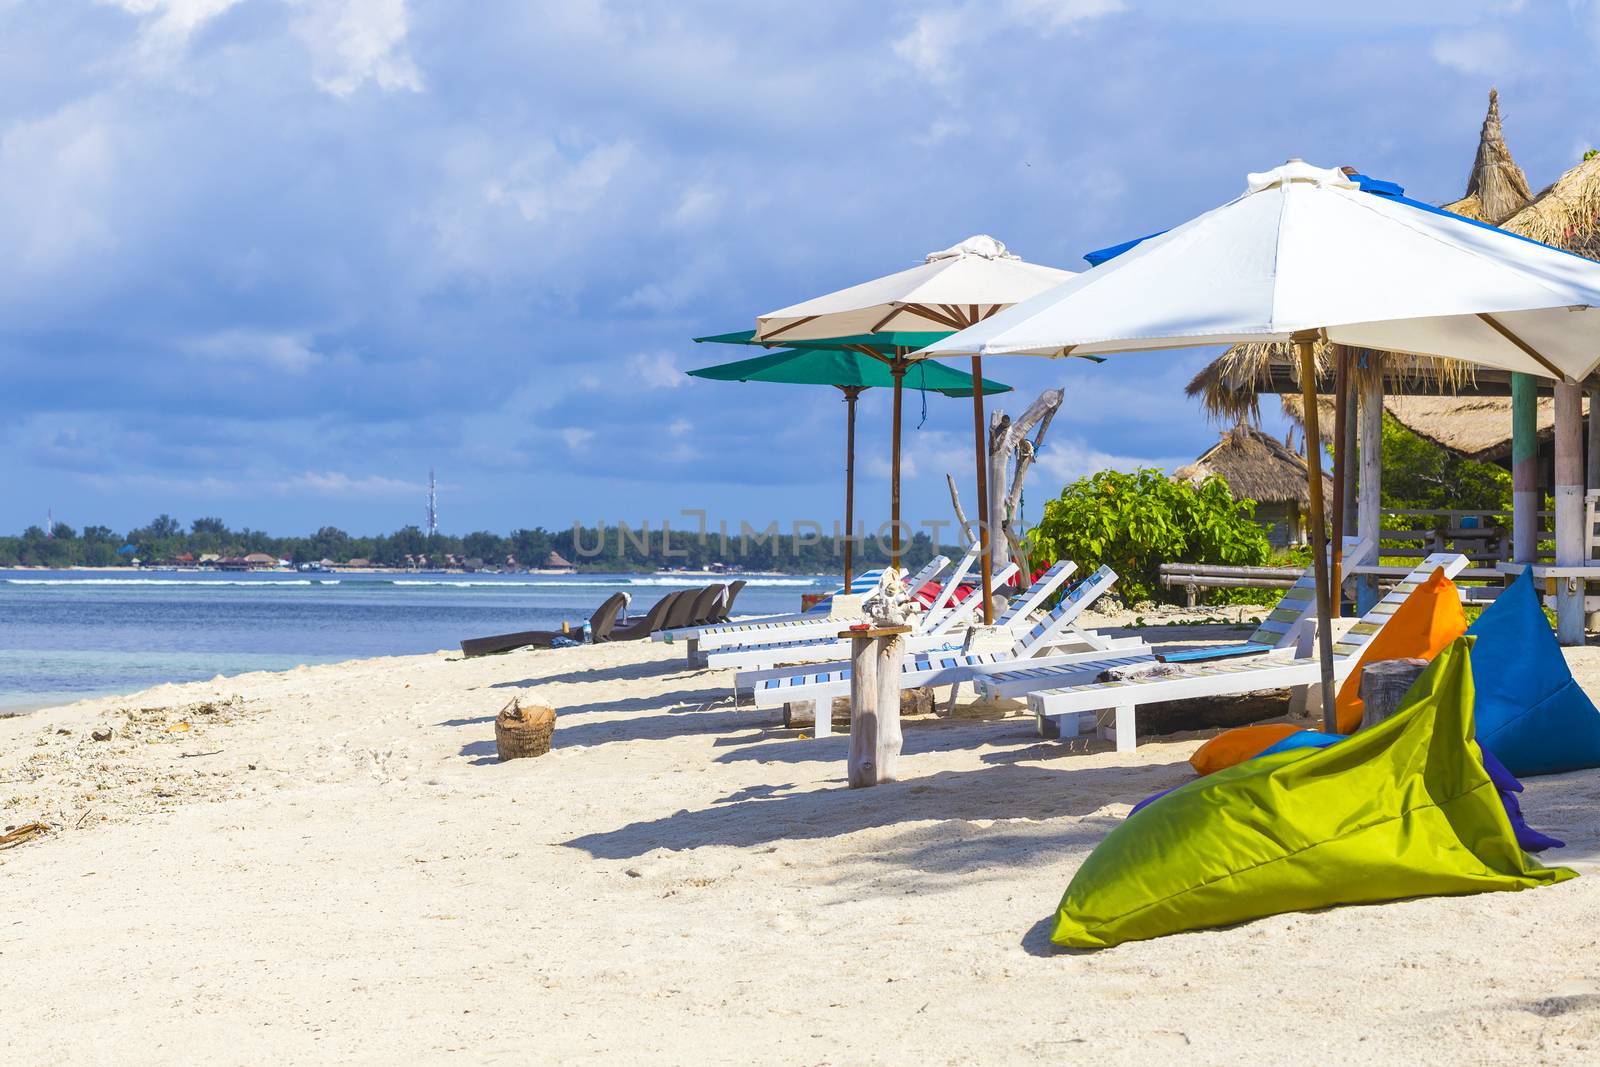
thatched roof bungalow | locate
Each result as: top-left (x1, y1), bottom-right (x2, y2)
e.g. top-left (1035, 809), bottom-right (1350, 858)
top-left (1175, 424), bottom-right (1331, 546)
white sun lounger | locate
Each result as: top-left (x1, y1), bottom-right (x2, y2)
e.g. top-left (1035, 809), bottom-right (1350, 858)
top-left (1022, 552), bottom-right (1469, 752)
top-left (970, 535), bottom-right (1373, 702)
top-left (699, 552), bottom-right (1022, 672)
top-left (738, 565), bottom-right (1143, 727)
top-left (682, 542), bottom-right (983, 662)
top-left (655, 557), bottom-right (951, 656)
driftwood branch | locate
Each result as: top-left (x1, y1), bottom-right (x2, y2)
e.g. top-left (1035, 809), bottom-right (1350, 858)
top-left (945, 474), bottom-right (977, 547)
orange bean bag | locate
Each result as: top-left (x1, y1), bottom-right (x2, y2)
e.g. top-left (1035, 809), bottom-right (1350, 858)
top-left (1189, 723), bottom-right (1304, 775)
top-left (1333, 567), bottom-right (1466, 734)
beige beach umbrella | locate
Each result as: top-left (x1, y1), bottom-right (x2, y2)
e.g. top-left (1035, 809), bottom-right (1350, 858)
top-left (756, 236), bottom-right (1076, 618)
top-left (922, 160), bottom-right (1600, 730)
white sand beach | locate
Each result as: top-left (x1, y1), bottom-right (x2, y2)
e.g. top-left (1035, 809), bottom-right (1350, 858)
top-left (4, 617), bottom-right (1600, 1064)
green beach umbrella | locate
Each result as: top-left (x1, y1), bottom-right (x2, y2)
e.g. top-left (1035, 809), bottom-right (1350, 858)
top-left (688, 344), bottom-right (1011, 587)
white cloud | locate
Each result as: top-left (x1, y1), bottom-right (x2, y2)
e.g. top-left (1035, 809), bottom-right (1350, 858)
top-left (625, 351), bottom-right (685, 389)
top-left (1033, 438), bottom-right (1190, 483)
top-left (892, 0), bottom-right (1125, 84)
top-left (288, 0), bottom-right (423, 96)
top-left (278, 471), bottom-right (417, 495)
top-left (484, 140), bottom-right (635, 224)
top-left (560, 428), bottom-right (596, 452)
top-left (0, 100), bottom-right (119, 275)
top-left (182, 330), bottom-right (324, 374)
top-left (1429, 28), bottom-right (1518, 76)
top-left (100, 0), bottom-right (243, 60)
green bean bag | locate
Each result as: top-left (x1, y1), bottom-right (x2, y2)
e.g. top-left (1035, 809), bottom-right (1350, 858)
top-left (1051, 638), bottom-right (1575, 950)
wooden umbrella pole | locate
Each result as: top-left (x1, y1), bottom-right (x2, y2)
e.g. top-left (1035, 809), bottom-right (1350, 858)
top-left (1330, 345), bottom-right (1349, 618)
top-left (1295, 335), bottom-right (1337, 733)
top-left (971, 355), bottom-right (994, 625)
top-left (891, 359), bottom-right (905, 574)
top-left (843, 387), bottom-right (859, 590)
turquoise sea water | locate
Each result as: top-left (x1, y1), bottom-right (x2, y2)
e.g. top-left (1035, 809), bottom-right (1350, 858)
top-left (0, 570), bottom-right (830, 712)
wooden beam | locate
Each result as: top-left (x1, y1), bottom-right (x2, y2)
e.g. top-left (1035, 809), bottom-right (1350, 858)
top-left (1295, 334), bottom-right (1338, 732)
top-left (758, 314), bottom-right (818, 342)
top-left (1512, 373), bottom-right (1539, 562)
top-left (972, 354), bottom-right (993, 625)
top-left (1330, 346), bottom-right (1349, 617)
top-left (1477, 313), bottom-right (1569, 381)
top-left (1555, 380), bottom-right (1585, 644)
top-left (1356, 355), bottom-right (1384, 613)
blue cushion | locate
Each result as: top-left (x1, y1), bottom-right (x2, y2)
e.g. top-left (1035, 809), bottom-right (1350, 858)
top-left (1157, 642), bottom-right (1274, 664)
top-left (1256, 729), bottom-right (1345, 759)
top-left (1466, 568), bottom-right (1600, 777)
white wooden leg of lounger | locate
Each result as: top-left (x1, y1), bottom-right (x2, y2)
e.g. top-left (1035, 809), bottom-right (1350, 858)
top-left (809, 701), bottom-right (831, 739)
top-left (1100, 704), bottom-right (1136, 752)
top-left (945, 682), bottom-right (961, 716)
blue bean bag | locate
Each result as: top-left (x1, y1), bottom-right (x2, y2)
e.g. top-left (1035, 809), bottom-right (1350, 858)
top-left (1467, 567), bottom-right (1600, 777)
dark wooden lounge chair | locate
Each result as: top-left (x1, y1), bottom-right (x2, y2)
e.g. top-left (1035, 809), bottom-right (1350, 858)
top-left (609, 589), bottom-right (689, 642)
top-left (686, 583), bottom-right (727, 627)
top-left (714, 580), bottom-right (746, 622)
top-left (459, 592), bottom-right (627, 658)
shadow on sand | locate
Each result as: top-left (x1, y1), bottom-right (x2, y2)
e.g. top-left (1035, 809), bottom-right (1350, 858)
top-left (562, 757), bottom-right (1186, 871)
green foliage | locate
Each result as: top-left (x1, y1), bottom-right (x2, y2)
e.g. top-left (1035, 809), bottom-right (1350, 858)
top-left (0, 514), bottom-right (956, 574)
top-left (1379, 413), bottom-right (1510, 513)
top-left (1030, 469), bottom-right (1272, 603)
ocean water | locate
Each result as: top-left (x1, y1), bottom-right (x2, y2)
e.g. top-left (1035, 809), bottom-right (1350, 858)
top-left (0, 570), bottom-right (831, 712)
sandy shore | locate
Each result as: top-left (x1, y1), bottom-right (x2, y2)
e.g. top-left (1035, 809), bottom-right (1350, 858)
top-left (4, 613), bottom-right (1599, 1064)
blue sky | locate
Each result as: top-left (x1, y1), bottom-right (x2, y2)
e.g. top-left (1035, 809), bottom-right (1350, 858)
top-left (3, 0), bottom-right (1600, 538)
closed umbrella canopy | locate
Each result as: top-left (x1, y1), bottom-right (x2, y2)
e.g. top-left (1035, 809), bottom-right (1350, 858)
top-left (921, 162), bottom-right (1600, 379)
top-left (921, 159), bottom-right (1600, 733)
top-left (688, 346), bottom-right (1012, 395)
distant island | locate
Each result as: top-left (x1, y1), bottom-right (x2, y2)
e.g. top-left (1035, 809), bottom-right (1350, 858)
top-left (0, 515), bottom-right (951, 575)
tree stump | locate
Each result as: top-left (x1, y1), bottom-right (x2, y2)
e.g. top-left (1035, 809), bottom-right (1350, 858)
top-left (845, 626), bottom-right (909, 787)
top-left (1359, 657), bottom-right (1428, 731)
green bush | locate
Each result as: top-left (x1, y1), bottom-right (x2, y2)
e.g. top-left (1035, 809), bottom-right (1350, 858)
top-left (1030, 469), bottom-right (1273, 604)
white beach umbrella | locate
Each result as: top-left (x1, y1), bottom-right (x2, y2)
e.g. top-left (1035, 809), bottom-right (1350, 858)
top-left (757, 236), bottom-right (1076, 617)
top-left (922, 160), bottom-right (1600, 728)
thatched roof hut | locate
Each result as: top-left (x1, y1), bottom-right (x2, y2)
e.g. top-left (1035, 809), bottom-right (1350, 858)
top-left (541, 550), bottom-right (575, 570)
top-left (1176, 424), bottom-right (1331, 545)
top-left (1177, 423), bottom-right (1330, 504)
top-left (1441, 88), bottom-right (1533, 224)
top-left (1280, 392), bottom-right (1582, 464)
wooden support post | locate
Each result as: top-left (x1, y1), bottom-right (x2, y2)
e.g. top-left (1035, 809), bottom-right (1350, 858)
top-left (1512, 373), bottom-right (1539, 563)
top-left (1555, 381), bottom-right (1585, 645)
top-left (890, 359), bottom-right (905, 574)
top-left (1356, 357), bottom-right (1383, 613)
top-left (1330, 346), bottom-right (1349, 617)
top-left (1295, 334), bottom-right (1337, 733)
top-left (1589, 389), bottom-right (1600, 493)
top-left (1358, 658), bottom-right (1427, 731)
top-left (845, 625), bottom-right (909, 787)
top-left (842, 387), bottom-right (860, 591)
top-left (971, 355), bottom-right (994, 625)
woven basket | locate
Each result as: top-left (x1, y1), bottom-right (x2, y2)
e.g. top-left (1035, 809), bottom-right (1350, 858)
top-left (495, 696), bottom-right (556, 761)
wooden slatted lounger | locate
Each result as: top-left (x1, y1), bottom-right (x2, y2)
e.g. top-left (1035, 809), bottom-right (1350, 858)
top-left (1021, 552), bottom-right (1469, 752)
top-left (737, 566), bottom-right (1143, 727)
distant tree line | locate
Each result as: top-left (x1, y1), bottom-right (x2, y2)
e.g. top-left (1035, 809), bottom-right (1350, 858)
top-left (0, 514), bottom-right (956, 574)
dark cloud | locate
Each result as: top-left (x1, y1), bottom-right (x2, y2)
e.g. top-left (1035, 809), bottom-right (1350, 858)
top-left (3, 1), bottom-right (1598, 533)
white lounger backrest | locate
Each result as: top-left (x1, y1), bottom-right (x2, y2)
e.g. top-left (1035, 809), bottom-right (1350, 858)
top-left (923, 561), bottom-right (1023, 634)
top-left (1011, 565), bottom-right (1118, 658)
top-left (921, 541), bottom-right (983, 618)
top-left (994, 560), bottom-right (1076, 631)
top-left (1329, 552), bottom-right (1469, 663)
top-left (1247, 535), bottom-right (1371, 648)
